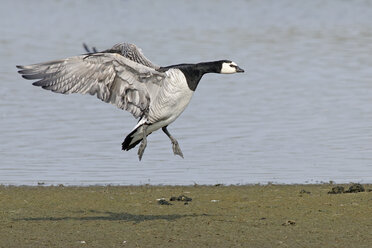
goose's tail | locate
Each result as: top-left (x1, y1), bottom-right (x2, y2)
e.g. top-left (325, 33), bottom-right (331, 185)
top-left (122, 128), bottom-right (142, 151)
top-left (122, 118), bottom-right (148, 151)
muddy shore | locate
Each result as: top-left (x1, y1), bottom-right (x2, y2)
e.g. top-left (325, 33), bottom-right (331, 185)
top-left (1, 184), bottom-right (371, 247)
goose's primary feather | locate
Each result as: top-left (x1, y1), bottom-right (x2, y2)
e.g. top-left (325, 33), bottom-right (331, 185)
top-left (17, 42), bottom-right (244, 160)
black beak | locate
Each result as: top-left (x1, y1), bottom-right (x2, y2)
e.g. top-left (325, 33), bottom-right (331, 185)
top-left (236, 66), bottom-right (244, 73)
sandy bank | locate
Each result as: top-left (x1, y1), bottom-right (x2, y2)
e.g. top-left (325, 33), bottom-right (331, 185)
top-left (1, 184), bottom-right (371, 247)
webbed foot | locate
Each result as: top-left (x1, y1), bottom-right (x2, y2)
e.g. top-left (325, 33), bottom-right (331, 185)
top-left (172, 140), bottom-right (184, 158)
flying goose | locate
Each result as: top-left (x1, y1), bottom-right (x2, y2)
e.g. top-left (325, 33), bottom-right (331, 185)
top-left (17, 43), bottom-right (244, 160)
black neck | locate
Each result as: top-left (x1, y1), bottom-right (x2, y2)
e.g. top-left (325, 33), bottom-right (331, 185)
top-left (158, 61), bottom-right (222, 91)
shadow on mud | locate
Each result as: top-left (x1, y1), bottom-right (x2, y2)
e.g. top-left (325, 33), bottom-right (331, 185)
top-left (14, 210), bottom-right (208, 223)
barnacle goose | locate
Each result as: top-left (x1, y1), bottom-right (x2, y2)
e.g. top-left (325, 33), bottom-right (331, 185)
top-left (17, 43), bottom-right (244, 160)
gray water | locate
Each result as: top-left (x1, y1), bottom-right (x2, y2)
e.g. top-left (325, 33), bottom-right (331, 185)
top-left (1, 0), bottom-right (371, 185)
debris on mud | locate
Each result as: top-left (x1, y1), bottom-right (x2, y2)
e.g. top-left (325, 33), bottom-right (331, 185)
top-left (169, 195), bottom-right (192, 202)
top-left (328, 184), bottom-right (366, 194)
top-left (282, 220), bottom-right (296, 226)
top-left (157, 199), bottom-right (172, 205)
top-left (328, 186), bottom-right (345, 194)
top-left (345, 184), bottom-right (365, 193)
top-left (299, 189), bottom-right (311, 194)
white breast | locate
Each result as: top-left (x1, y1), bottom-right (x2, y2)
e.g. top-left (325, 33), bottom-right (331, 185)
top-left (148, 69), bottom-right (193, 126)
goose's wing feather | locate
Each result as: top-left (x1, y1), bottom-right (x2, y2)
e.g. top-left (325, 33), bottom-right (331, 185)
top-left (17, 53), bottom-right (166, 119)
top-left (102, 43), bottom-right (159, 69)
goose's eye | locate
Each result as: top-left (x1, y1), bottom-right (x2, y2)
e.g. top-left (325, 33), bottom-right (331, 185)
top-left (230, 64), bottom-right (236, 68)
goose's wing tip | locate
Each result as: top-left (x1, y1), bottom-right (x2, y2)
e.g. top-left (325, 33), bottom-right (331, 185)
top-left (83, 43), bottom-right (98, 53)
top-left (17, 65), bottom-right (28, 75)
top-left (82, 43), bottom-right (89, 50)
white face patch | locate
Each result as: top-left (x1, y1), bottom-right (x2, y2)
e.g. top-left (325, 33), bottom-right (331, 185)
top-left (220, 62), bottom-right (238, 74)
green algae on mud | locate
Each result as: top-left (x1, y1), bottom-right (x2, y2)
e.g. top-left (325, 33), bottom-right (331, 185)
top-left (1, 184), bottom-right (371, 248)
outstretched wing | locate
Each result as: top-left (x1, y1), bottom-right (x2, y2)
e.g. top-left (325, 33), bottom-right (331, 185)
top-left (85, 42), bottom-right (159, 70)
top-left (17, 53), bottom-right (166, 119)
